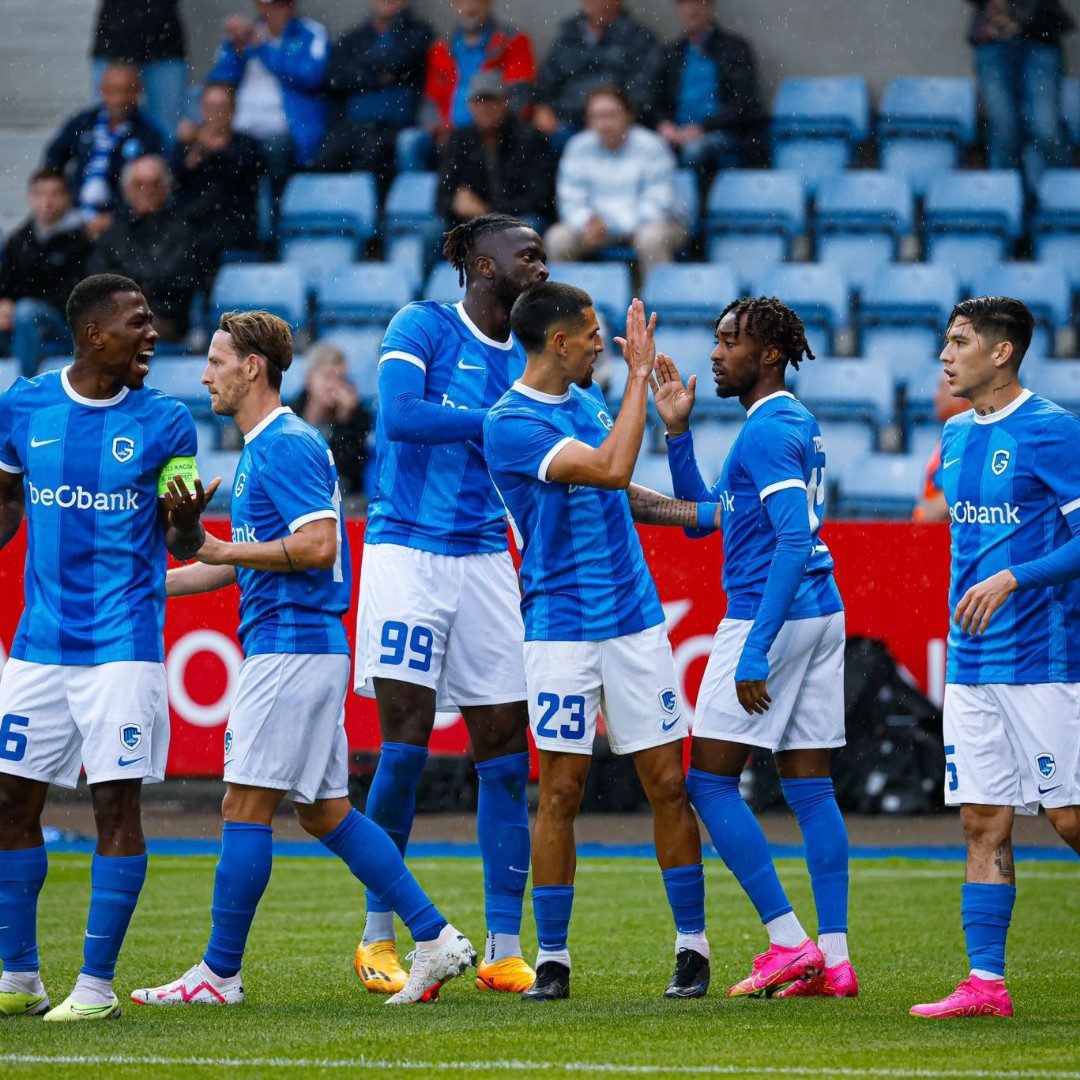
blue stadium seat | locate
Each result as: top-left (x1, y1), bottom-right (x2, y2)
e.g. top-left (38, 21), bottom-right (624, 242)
top-left (314, 263), bottom-right (415, 331)
top-left (422, 262), bottom-right (465, 305)
top-left (1062, 77), bottom-right (1080, 146)
top-left (146, 356), bottom-right (210, 414)
top-left (320, 326), bottom-right (385, 402)
top-left (196, 449), bottom-right (242, 509)
top-left (706, 236), bottom-right (788, 287)
top-left (907, 421), bottom-right (945, 467)
top-left (705, 170), bottom-right (807, 264)
top-left (858, 265), bottom-right (958, 361)
top-left (674, 168), bottom-right (701, 238)
top-left (652, 326), bottom-right (744, 419)
top-left (755, 264), bottom-right (849, 356)
top-left (896, 357), bottom-right (946, 426)
top-left (385, 234), bottom-right (426, 294)
top-left (278, 173), bottom-right (378, 245)
top-left (970, 262), bottom-right (1071, 357)
top-left (642, 264), bottom-right (738, 326)
top-left (877, 77), bottom-right (977, 196)
top-left (682, 418), bottom-right (745, 477)
top-left (631, 452), bottom-right (675, 497)
top-left (923, 170), bottom-right (1024, 264)
top-left (814, 418), bottom-right (878, 491)
top-left (1033, 169), bottom-right (1080, 289)
top-left (547, 262), bottom-right (632, 330)
top-left (833, 451), bottom-right (924, 518)
top-left (281, 237), bottom-right (358, 294)
top-left (924, 235), bottom-right (1007, 293)
top-left (210, 264), bottom-right (308, 332)
top-left (383, 171), bottom-right (439, 235)
top-left (1021, 356), bottom-right (1080, 412)
top-left (792, 357), bottom-right (894, 430)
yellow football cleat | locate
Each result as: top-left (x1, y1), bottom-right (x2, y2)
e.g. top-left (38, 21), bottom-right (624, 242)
top-left (475, 956), bottom-right (537, 993)
top-left (0, 989), bottom-right (49, 1016)
top-left (354, 940), bottom-right (407, 994)
top-left (42, 994), bottom-right (120, 1021)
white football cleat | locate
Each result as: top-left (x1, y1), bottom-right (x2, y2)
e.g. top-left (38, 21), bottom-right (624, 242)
top-left (385, 928), bottom-right (477, 1005)
top-left (130, 964), bottom-right (244, 1006)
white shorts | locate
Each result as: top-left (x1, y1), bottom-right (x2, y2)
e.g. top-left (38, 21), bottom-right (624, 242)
top-left (225, 652), bottom-right (351, 804)
top-left (354, 543), bottom-right (527, 711)
top-left (0, 658), bottom-right (169, 788)
top-left (523, 623), bottom-right (687, 757)
top-left (943, 682), bottom-right (1080, 815)
top-left (693, 612), bottom-right (846, 751)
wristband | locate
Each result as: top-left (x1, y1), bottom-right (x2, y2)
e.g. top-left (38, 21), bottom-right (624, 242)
top-left (697, 502), bottom-right (717, 529)
top-left (280, 537), bottom-right (295, 571)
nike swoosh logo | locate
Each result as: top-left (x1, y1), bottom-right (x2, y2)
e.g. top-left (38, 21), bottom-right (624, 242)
top-left (117, 755), bottom-right (145, 767)
top-left (943, 458), bottom-right (961, 468)
top-left (1038, 783), bottom-right (1062, 795)
top-left (661, 714), bottom-right (682, 732)
top-left (508, 866), bottom-right (529, 874)
top-left (85, 932), bottom-right (110, 939)
top-left (457, 359), bottom-right (485, 371)
top-left (30, 437), bottom-right (60, 448)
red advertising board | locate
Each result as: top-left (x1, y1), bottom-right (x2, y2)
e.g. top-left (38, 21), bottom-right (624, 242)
top-left (0, 520), bottom-right (952, 776)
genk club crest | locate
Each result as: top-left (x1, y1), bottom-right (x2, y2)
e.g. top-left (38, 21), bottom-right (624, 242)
top-left (1036, 753), bottom-right (1056, 780)
top-left (235, 473), bottom-right (247, 498)
top-left (224, 729), bottom-right (233, 757)
top-left (120, 723), bottom-right (142, 752)
top-left (991, 449), bottom-right (1011, 476)
top-left (112, 436), bottom-right (135, 463)
top-left (658, 688), bottom-right (678, 714)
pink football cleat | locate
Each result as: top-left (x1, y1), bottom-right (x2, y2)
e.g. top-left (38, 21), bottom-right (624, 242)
top-left (910, 976), bottom-right (1013, 1019)
top-left (727, 938), bottom-right (824, 997)
top-left (775, 959), bottom-right (859, 998)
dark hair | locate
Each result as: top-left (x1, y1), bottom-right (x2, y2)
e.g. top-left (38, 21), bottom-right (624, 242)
top-left (443, 212), bottom-right (531, 287)
top-left (66, 274), bottom-right (142, 333)
top-left (219, 309), bottom-right (293, 390)
top-left (948, 296), bottom-right (1034, 366)
top-left (585, 83), bottom-right (634, 115)
top-left (28, 167), bottom-right (67, 188)
top-left (510, 281), bottom-right (594, 354)
top-left (715, 296), bottom-right (816, 371)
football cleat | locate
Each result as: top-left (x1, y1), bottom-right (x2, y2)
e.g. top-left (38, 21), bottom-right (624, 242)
top-left (0, 989), bottom-right (50, 1016)
top-left (910, 976), bottom-right (1013, 1019)
top-left (476, 956), bottom-right (537, 993)
top-left (385, 929), bottom-right (476, 1005)
top-left (775, 959), bottom-right (859, 998)
top-left (664, 948), bottom-right (711, 999)
top-left (727, 938), bottom-right (824, 997)
top-left (521, 961), bottom-right (571, 1002)
top-left (42, 993), bottom-right (121, 1022)
top-left (354, 940), bottom-right (407, 994)
top-left (130, 964), bottom-right (244, 1006)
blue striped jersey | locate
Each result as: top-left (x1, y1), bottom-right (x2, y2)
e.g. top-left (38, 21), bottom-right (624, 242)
top-left (230, 407), bottom-right (350, 657)
top-left (483, 381), bottom-right (665, 642)
top-left (669, 392), bottom-right (842, 620)
top-left (0, 367), bottom-right (196, 664)
top-left (366, 300), bottom-right (527, 555)
top-left (942, 389), bottom-right (1080, 684)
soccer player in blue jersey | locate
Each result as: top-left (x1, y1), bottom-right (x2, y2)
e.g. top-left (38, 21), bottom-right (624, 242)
top-left (131, 310), bottom-right (475, 1008)
top-left (652, 296), bottom-right (856, 1000)
top-left (0, 273), bottom-right (213, 1021)
top-left (485, 284), bottom-right (715, 1002)
top-left (910, 297), bottom-right (1080, 1020)
top-left (353, 214), bottom-right (548, 996)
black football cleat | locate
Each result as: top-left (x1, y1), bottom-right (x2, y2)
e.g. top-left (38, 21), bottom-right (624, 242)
top-left (521, 961), bottom-right (570, 1002)
top-left (663, 948), bottom-right (711, 999)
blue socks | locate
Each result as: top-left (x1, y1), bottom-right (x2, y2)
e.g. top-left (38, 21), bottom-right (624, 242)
top-left (363, 742), bottom-right (428, 915)
top-left (321, 809), bottom-right (444, 943)
top-left (81, 852), bottom-right (148, 980)
top-left (533, 885), bottom-right (574, 954)
top-left (685, 768), bottom-right (793, 923)
top-left (661, 863), bottom-right (707, 933)
top-left (0, 846), bottom-right (48, 972)
top-left (962, 882), bottom-right (1016, 979)
top-left (475, 752), bottom-right (530, 936)
top-left (781, 777), bottom-right (850, 935)
top-left (203, 822), bottom-right (273, 979)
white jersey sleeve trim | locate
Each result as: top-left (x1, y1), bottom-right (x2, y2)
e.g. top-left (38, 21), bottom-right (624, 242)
top-left (289, 509), bottom-right (338, 532)
top-left (1061, 496), bottom-right (1080, 516)
top-left (759, 477), bottom-right (807, 502)
top-left (539, 437), bottom-right (576, 482)
top-left (0, 458), bottom-right (23, 475)
top-left (379, 351), bottom-right (426, 372)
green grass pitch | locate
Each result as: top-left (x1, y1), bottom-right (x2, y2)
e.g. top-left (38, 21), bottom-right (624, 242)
top-left (2, 852), bottom-right (1079, 1079)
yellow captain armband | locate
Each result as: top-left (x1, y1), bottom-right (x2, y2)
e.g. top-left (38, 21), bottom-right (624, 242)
top-left (157, 456), bottom-right (200, 497)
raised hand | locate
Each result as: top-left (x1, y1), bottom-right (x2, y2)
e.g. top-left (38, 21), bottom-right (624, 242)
top-left (612, 298), bottom-right (657, 381)
top-left (652, 353), bottom-right (696, 435)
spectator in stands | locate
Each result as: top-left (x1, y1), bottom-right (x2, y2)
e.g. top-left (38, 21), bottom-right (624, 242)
top-left (289, 343), bottom-right (372, 503)
top-left (657, 0), bottom-right (766, 188)
top-left (436, 71), bottom-right (555, 227)
top-left (965, 0), bottom-right (1074, 185)
top-left (171, 83), bottom-right (265, 278)
top-left (90, 0), bottom-right (189, 140)
top-left (0, 169), bottom-right (92, 378)
top-left (314, 0), bottom-right (432, 189)
top-left (545, 85), bottom-right (686, 281)
top-left (533, 0), bottom-right (661, 148)
top-left (44, 62), bottom-right (165, 240)
top-left (913, 372), bottom-right (971, 524)
top-left (207, 0), bottom-right (329, 201)
top-left (87, 155), bottom-right (198, 344)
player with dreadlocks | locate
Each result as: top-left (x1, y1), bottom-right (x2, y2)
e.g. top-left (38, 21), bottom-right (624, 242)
top-left (351, 214), bottom-right (547, 997)
top-left (651, 296), bottom-right (858, 1000)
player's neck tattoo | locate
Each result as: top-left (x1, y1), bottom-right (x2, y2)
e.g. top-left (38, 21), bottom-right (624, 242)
top-left (976, 377), bottom-right (1017, 415)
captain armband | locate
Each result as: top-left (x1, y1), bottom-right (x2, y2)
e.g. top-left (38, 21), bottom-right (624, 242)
top-left (157, 456), bottom-right (200, 496)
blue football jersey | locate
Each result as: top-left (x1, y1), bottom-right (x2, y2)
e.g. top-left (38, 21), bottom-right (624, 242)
top-left (365, 301), bottom-right (527, 555)
top-left (483, 381), bottom-right (665, 642)
top-left (942, 390), bottom-right (1080, 684)
top-left (669, 392), bottom-right (842, 620)
top-left (229, 408), bottom-right (350, 657)
top-left (0, 367), bottom-right (196, 664)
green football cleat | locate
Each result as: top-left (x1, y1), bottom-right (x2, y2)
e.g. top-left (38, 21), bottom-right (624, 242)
top-left (0, 989), bottom-right (50, 1017)
top-left (42, 993), bottom-right (121, 1022)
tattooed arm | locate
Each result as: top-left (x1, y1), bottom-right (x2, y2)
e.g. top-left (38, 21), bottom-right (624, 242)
top-left (627, 484), bottom-right (720, 531)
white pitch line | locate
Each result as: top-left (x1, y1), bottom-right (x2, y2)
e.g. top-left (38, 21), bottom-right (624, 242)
top-left (2, 1056), bottom-right (1078, 1079)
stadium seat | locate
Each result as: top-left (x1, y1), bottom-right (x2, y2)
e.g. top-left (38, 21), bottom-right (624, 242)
top-left (385, 233), bottom-right (426, 294)
top-left (631, 451), bottom-right (675, 497)
top-left (969, 262), bottom-right (1071, 357)
top-left (793, 357), bottom-right (895, 431)
top-left (706, 236), bottom-right (789, 288)
top-left (896, 359), bottom-right (946, 426)
top-left (907, 420), bottom-right (945, 467)
top-left (833, 451), bottom-right (924, 518)
top-left (278, 173), bottom-right (378, 245)
top-left (196, 449), bottom-right (242, 508)
top-left (858, 265), bottom-right (959, 361)
top-left (678, 418), bottom-right (744, 477)
top-left (754, 264), bottom-right (849, 356)
top-left (674, 168), bottom-right (701, 238)
top-left (705, 170), bottom-right (807, 269)
top-left (1032, 169), bottom-right (1080, 290)
top-left (314, 263), bottom-right (415, 332)
top-left (652, 326), bottom-right (745, 419)
top-left (1062, 76), bottom-right (1080, 146)
top-left (642, 264), bottom-right (738, 326)
top-left (422, 262), bottom-right (465, 305)
top-left (922, 170), bottom-right (1024, 270)
top-left (1021, 356), bottom-right (1080, 413)
top-left (383, 170), bottom-right (445, 275)
top-left (210, 264), bottom-right (308, 332)
top-left (877, 76), bottom-right (977, 195)
top-left (547, 262), bottom-right (633, 330)
top-left (319, 326), bottom-right (385, 402)
top-left (814, 418), bottom-right (878, 491)
top-left (281, 237), bottom-right (358, 294)
top-left (146, 356), bottom-right (211, 416)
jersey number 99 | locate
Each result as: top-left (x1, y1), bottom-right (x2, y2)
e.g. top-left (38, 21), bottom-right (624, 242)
top-left (379, 621), bottom-right (434, 672)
